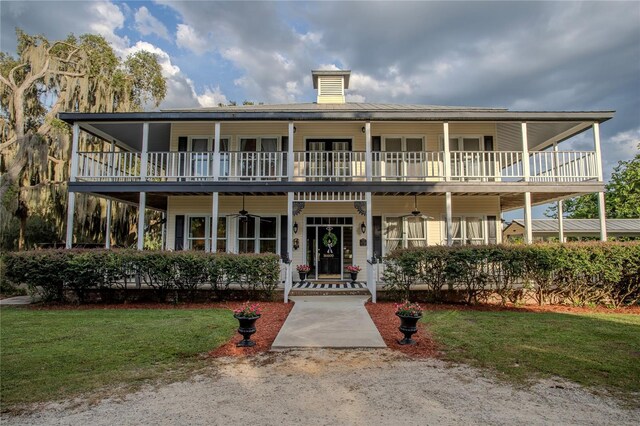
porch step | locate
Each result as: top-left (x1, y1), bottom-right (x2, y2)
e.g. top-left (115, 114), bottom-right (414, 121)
top-left (288, 289), bottom-right (371, 297)
top-left (292, 282), bottom-right (367, 290)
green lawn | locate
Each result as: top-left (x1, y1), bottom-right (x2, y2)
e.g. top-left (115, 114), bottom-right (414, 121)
top-left (423, 310), bottom-right (640, 395)
top-left (0, 307), bottom-right (236, 409)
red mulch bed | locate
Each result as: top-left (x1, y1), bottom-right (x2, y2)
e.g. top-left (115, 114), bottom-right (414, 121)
top-left (208, 301), bottom-right (293, 358)
top-left (365, 302), bottom-right (440, 358)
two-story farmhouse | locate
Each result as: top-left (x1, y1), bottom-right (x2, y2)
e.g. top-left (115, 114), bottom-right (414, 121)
top-left (59, 70), bottom-right (613, 301)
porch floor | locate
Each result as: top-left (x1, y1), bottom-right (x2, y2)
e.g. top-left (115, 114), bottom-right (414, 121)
top-left (271, 296), bottom-right (386, 349)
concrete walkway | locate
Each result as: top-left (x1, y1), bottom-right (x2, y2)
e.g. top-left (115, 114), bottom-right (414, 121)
top-left (0, 295), bottom-right (33, 306)
top-left (272, 295), bottom-right (386, 349)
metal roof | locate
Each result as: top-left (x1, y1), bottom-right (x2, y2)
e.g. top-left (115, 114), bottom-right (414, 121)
top-left (160, 102), bottom-right (506, 113)
top-left (511, 219), bottom-right (640, 234)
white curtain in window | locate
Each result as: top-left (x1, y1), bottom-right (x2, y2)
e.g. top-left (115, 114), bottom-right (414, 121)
top-left (260, 138), bottom-right (278, 152)
top-left (449, 217), bottom-right (462, 244)
top-left (385, 217), bottom-right (401, 253)
top-left (467, 217), bottom-right (482, 244)
top-left (407, 217), bottom-right (427, 247)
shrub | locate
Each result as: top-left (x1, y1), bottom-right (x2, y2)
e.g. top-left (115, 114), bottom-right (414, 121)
top-left (382, 242), bottom-right (640, 306)
top-left (1, 249), bottom-right (282, 303)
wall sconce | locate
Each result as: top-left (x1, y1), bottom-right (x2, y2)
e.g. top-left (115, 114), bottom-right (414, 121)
top-left (293, 238), bottom-right (300, 250)
top-left (293, 222), bottom-right (298, 234)
top-left (360, 222), bottom-right (366, 234)
top-left (293, 126), bottom-right (297, 133)
top-left (361, 126), bottom-right (366, 133)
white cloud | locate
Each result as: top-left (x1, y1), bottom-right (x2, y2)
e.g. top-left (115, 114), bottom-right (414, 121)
top-left (197, 86), bottom-right (229, 107)
top-left (176, 24), bottom-right (211, 55)
top-left (87, 1), bottom-right (129, 52)
top-left (134, 6), bottom-right (170, 41)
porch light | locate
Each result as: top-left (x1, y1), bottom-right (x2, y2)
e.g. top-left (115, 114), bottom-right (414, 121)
top-left (293, 222), bottom-right (299, 234)
top-left (360, 222), bottom-right (366, 234)
top-left (293, 238), bottom-right (300, 250)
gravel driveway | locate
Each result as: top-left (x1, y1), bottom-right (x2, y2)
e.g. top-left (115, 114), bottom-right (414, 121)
top-left (4, 349), bottom-right (638, 426)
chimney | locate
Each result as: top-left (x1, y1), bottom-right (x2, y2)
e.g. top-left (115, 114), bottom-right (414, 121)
top-left (312, 70), bottom-right (351, 104)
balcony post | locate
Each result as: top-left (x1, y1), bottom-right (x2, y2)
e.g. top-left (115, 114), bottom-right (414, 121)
top-left (443, 122), bottom-right (451, 181)
top-left (524, 192), bottom-right (533, 244)
top-left (365, 122), bottom-right (372, 180)
top-left (593, 122), bottom-right (604, 182)
top-left (65, 123), bottom-right (80, 249)
top-left (65, 192), bottom-right (76, 249)
top-left (105, 140), bottom-right (115, 249)
top-left (140, 122), bottom-right (149, 181)
top-left (70, 122), bottom-right (80, 182)
top-left (288, 122), bottom-right (294, 180)
top-left (285, 192), bottom-right (294, 302)
top-left (598, 192), bottom-right (607, 241)
top-left (137, 192), bottom-right (146, 250)
top-left (213, 122), bottom-right (221, 181)
top-left (521, 122), bottom-right (530, 182)
top-left (445, 192), bottom-right (453, 245)
top-left (211, 192), bottom-right (219, 252)
top-left (366, 191), bottom-right (375, 302)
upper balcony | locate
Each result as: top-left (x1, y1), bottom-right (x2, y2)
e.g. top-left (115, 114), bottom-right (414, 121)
top-left (74, 149), bottom-right (599, 183)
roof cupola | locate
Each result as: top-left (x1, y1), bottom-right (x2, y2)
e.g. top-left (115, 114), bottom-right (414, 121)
top-left (312, 69), bottom-right (351, 104)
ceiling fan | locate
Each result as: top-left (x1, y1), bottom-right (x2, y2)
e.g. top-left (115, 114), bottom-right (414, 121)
top-left (399, 195), bottom-right (434, 220)
top-left (226, 196), bottom-right (272, 222)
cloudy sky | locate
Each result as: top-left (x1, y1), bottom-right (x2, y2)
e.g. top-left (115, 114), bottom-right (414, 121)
top-left (2, 0), bottom-right (639, 217)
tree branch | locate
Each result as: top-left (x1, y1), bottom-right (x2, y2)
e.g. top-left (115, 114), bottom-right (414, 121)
top-left (7, 63), bottom-right (29, 87)
top-left (0, 73), bottom-right (15, 90)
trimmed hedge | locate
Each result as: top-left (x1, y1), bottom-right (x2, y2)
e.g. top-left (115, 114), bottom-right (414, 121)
top-left (383, 242), bottom-right (640, 307)
top-left (2, 250), bottom-right (282, 303)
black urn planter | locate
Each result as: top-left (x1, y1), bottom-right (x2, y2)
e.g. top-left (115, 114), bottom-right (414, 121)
top-left (396, 313), bottom-right (422, 345)
top-left (349, 272), bottom-right (359, 284)
top-left (298, 272), bottom-right (308, 285)
top-left (234, 314), bottom-right (261, 347)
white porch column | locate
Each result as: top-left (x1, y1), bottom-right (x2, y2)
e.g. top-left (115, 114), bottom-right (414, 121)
top-left (365, 192), bottom-right (375, 302)
top-left (105, 200), bottom-right (112, 249)
top-left (365, 122), bottom-right (372, 180)
top-left (598, 192), bottom-right (607, 242)
top-left (593, 122), bottom-right (607, 242)
top-left (557, 200), bottom-right (565, 243)
top-left (285, 192), bottom-right (294, 302)
top-left (137, 192), bottom-right (146, 250)
top-left (70, 123), bottom-right (80, 183)
top-left (445, 192), bottom-right (453, 245)
top-left (105, 140), bottom-right (115, 249)
top-left (161, 212), bottom-right (166, 251)
top-left (213, 122), bottom-right (221, 180)
top-left (593, 122), bottom-right (604, 182)
top-left (211, 192), bottom-right (219, 252)
top-left (521, 122), bottom-right (530, 182)
top-left (140, 122), bottom-right (149, 180)
top-left (288, 122), bottom-right (294, 180)
top-left (524, 192), bottom-right (533, 244)
top-left (443, 122), bottom-right (451, 181)
top-left (65, 192), bottom-right (76, 249)
top-left (66, 123), bottom-right (80, 249)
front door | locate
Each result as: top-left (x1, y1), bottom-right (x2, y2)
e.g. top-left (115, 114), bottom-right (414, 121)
top-left (305, 217), bottom-right (354, 280)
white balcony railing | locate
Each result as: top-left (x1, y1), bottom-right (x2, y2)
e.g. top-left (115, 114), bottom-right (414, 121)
top-left (77, 151), bottom-right (141, 180)
top-left (146, 152), bottom-right (287, 181)
top-left (74, 150), bottom-right (600, 183)
top-left (372, 151), bottom-right (444, 181)
top-left (450, 151), bottom-right (524, 181)
top-left (530, 151), bottom-right (598, 182)
top-left (293, 151), bottom-right (366, 181)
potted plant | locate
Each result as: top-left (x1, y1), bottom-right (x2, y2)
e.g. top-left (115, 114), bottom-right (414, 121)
top-left (395, 301), bottom-right (423, 345)
top-left (346, 265), bottom-right (361, 284)
top-left (297, 264), bottom-right (311, 284)
top-left (233, 302), bottom-right (262, 347)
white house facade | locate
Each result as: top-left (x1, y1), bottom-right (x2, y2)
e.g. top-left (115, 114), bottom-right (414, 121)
top-left (59, 70), bottom-right (613, 302)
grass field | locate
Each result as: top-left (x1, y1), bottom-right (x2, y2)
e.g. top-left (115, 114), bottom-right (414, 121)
top-left (423, 310), bottom-right (640, 395)
top-left (0, 307), bottom-right (236, 409)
